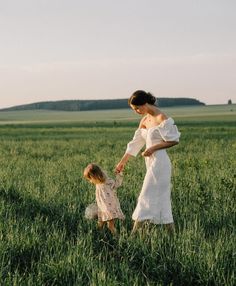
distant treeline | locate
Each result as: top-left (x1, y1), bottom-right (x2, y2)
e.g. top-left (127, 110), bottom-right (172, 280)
top-left (0, 98), bottom-right (205, 112)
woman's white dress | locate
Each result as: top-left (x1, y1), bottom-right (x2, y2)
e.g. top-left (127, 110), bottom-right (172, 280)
top-left (126, 118), bottom-right (180, 224)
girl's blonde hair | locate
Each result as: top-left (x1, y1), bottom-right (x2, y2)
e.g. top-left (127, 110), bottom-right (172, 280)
top-left (83, 163), bottom-right (106, 184)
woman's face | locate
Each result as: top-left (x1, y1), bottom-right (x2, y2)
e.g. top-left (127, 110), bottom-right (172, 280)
top-left (130, 104), bottom-right (147, 115)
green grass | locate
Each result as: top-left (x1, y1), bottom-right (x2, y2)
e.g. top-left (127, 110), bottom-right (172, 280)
top-left (0, 111), bottom-right (235, 285)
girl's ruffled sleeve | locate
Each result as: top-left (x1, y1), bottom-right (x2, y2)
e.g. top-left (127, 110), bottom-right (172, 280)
top-left (157, 118), bottom-right (181, 142)
top-left (125, 129), bottom-right (146, 157)
top-left (110, 173), bottom-right (123, 190)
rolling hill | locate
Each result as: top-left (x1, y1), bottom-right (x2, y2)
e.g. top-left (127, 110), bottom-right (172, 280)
top-left (0, 98), bottom-right (205, 112)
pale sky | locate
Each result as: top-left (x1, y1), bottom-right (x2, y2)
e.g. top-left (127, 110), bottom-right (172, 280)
top-left (0, 0), bottom-right (236, 108)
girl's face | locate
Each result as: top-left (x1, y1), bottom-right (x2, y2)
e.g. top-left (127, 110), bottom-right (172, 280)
top-left (130, 104), bottom-right (147, 115)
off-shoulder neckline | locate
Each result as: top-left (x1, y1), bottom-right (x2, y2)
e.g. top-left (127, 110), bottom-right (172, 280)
top-left (139, 117), bottom-right (174, 131)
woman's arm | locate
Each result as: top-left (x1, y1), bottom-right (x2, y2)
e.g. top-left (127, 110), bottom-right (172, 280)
top-left (142, 141), bottom-right (178, 157)
top-left (116, 117), bottom-right (147, 172)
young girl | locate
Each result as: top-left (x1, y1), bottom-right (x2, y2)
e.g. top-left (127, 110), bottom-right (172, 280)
top-left (83, 163), bottom-right (125, 234)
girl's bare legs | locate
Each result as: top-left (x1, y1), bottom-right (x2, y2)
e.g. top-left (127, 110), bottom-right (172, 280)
top-left (97, 221), bottom-right (105, 230)
top-left (107, 219), bottom-right (117, 235)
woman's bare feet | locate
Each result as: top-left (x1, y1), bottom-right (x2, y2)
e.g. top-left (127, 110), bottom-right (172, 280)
top-left (164, 223), bottom-right (175, 234)
top-left (131, 221), bottom-right (175, 235)
top-left (131, 220), bottom-right (145, 235)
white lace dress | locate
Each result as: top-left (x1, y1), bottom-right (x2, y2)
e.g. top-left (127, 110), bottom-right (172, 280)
top-left (126, 118), bottom-right (180, 224)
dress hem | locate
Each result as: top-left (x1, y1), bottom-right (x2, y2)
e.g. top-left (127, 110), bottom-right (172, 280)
top-left (132, 217), bottom-right (174, 224)
top-left (98, 216), bottom-right (125, 222)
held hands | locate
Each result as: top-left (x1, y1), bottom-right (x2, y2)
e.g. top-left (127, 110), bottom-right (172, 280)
top-left (115, 153), bottom-right (131, 173)
top-left (115, 161), bottom-right (125, 173)
top-left (141, 147), bottom-right (156, 157)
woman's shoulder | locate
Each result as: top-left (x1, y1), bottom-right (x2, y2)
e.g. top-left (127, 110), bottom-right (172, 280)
top-left (152, 112), bottom-right (171, 127)
top-left (156, 112), bottom-right (168, 122)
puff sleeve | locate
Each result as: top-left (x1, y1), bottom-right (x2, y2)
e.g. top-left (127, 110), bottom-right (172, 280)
top-left (125, 129), bottom-right (146, 157)
top-left (157, 118), bottom-right (181, 142)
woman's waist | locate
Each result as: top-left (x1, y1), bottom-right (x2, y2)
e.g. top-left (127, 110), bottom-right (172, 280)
top-left (145, 149), bottom-right (171, 165)
top-left (146, 140), bottom-right (165, 147)
top-left (146, 142), bottom-right (168, 151)
top-left (144, 148), bottom-right (169, 160)
top-left (152, 149), bottom-right (168, 156)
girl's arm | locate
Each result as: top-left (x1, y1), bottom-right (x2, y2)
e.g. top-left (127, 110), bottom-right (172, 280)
top-left (112, 172), bottom-right (123, 189)
top-left (142, 141), bottom-right (178, 157)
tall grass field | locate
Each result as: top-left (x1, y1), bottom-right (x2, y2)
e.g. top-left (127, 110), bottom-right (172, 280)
top-left (0, 105), bottom-right (235, 285)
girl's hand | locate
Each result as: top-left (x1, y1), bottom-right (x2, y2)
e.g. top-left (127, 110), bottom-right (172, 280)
top-left (141, 147), bottom-right (156, 157)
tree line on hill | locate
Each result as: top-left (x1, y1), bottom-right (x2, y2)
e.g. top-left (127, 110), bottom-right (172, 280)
top-left (0, 98), bottom-right (205, 112)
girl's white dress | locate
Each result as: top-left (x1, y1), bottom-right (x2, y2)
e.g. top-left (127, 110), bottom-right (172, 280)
top-left (96, 173), bottom-right (125, 222)
top-left (126, 118), bottom-right (180, 224)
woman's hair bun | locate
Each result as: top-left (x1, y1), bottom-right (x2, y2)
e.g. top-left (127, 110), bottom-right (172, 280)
top-left (146, 92), bottom-right (156, 105)
top-left (128, 90), bottom-right (156, 106)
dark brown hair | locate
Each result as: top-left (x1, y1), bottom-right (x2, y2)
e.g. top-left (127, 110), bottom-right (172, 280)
top-left (128, 90), bottom-right (156, 106)
top-left (83, 163), bottom-right (106, 184)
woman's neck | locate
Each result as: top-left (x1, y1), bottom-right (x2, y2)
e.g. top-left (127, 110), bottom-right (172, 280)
top-left (146, 104), bottom-right (160, 116)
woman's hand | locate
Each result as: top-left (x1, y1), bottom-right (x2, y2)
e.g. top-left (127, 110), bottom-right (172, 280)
top-left (142, 141), bottom-right (178, 157)
top-left (115, 161), bottom-right (125, 173)
top-left (115, 153), bottom-right (131, 173)
top-left (141, 146), bottom-right (156, 157)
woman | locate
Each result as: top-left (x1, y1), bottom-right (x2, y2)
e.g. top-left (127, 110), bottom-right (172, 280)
top-left (116, 90), bottom-right (180, 233)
